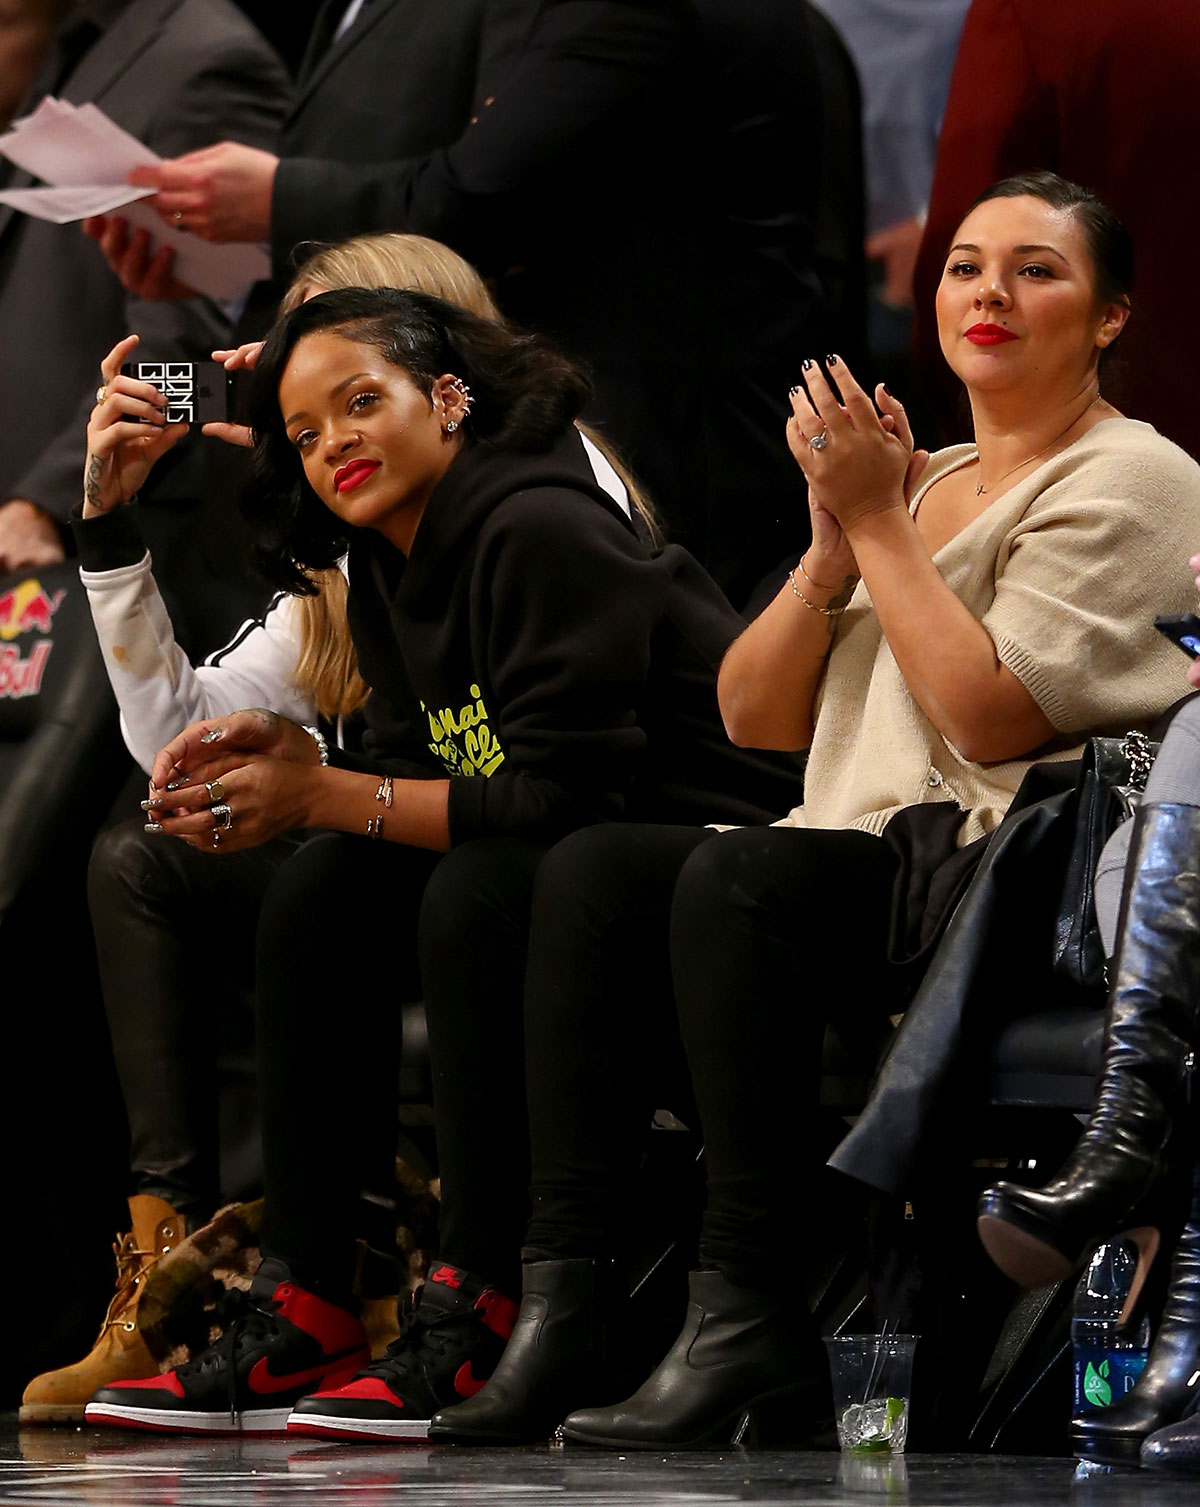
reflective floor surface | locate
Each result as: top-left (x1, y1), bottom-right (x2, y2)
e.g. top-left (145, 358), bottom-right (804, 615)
top-left (3, 1420), bottom-right (1197, 1507)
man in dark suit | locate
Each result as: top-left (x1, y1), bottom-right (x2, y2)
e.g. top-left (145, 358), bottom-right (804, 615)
top-left (97, 0), bottom-right (830, 608)
top-left (912, 0), bottom-right (1200, 460)
top-left (0, 0), bottom-right (289, 645)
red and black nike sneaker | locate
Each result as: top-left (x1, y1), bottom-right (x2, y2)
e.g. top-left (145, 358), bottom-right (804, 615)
top-left (84, 1259), bottom-right (370, 1435)
top-left (287, 1261), bottom-right (517, 1441)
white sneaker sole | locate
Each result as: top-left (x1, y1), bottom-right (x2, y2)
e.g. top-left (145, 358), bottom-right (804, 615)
top-left (84, 1402), bottom-right (292, 1435)
top-left (286, 1409), bottom-right (432, 1442)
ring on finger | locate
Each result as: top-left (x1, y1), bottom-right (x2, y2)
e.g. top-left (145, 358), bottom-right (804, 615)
top-left (808, 427), bottom-right (829, 452)
top-left (96, 383), bottom-right (108, 404)
top-left (211, 802), bottom-right (233, 832)
top-left (212, 830), bottom-right (221, 850)
top-left (173, 210), bottom-right (184, 224)
top-left (205, 778), bottom-right (225, 804)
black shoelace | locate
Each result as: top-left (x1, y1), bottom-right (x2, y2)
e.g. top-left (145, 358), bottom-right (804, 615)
top-left (175, 1286), bottom-right (283, 1422)
top-left (361, 1291), bottom-right (476, 1398)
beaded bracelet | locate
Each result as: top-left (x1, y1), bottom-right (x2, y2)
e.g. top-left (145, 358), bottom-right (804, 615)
top-left (301, 724), bottom-right (330, 765)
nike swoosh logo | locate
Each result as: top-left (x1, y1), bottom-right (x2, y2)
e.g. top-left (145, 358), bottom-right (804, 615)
top-left (247, 1351), bottom-right (362, 1396)
top-left (454, 1361), bottom-right (488, 1399)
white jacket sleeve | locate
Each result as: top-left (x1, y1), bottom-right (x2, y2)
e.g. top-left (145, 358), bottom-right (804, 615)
top-left (81, 551), bottom-right (317, 774)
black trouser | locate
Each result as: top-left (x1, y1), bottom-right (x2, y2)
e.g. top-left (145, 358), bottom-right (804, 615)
top-left (88, 819), bottom-right (299, 1223)
top-left (255, 832), bottom-right (548, 1301)
top-left (524, 823), bottom-right (904, 1286)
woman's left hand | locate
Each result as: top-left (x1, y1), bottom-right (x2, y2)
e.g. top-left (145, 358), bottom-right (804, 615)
top-left (787, 356), bottom-right (913, 533)
top-left (145, 753), bottom-right (318, 854)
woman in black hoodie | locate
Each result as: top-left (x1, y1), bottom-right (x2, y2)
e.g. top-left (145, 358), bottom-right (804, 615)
top-left (85, 287), bottom-right (800, 1439)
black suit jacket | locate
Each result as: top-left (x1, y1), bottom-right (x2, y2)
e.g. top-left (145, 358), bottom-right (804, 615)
top-left (269, 0), bottom-right (537, 277)
top-left (275, 0), bottom-right (827, 605)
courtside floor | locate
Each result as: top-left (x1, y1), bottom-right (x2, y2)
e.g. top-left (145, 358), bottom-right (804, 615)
top-left (1, 1422), bottom-right (1195, 1507)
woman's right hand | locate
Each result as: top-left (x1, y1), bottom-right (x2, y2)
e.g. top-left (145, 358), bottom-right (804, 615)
top-left (149, 707), bottom-right (321, 795)
top-left (201, 340), bottom-right (264, 448)
top-left (83, 334), bottom-right (187, 517)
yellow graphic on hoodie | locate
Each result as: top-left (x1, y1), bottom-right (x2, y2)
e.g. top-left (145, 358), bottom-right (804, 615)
top-left (423, 684), bottom-right (506, 777)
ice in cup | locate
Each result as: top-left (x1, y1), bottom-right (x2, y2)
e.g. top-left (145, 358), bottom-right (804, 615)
top-left (823, 1334), bottom-right (918, 1454)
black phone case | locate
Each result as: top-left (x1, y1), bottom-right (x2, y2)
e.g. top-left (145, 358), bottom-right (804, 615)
top-left (120, 360), bottom-right (230, 424)
top-left (1154, 613), bottom-right (1200, 660)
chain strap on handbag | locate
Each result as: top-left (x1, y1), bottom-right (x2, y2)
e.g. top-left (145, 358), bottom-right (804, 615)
top-left (1051, 729), bottom-right (1161, 990)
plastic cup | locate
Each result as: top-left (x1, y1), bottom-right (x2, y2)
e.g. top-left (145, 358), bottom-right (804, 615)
top-left (823, 1334), bottom-right (918, 1454)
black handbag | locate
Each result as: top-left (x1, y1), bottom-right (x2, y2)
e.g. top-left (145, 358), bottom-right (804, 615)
top-left (1051, 730), bottom-right (1159, 989)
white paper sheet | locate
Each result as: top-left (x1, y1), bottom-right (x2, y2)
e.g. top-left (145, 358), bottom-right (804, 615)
top-left (0, 97), bottom-right (270, 300)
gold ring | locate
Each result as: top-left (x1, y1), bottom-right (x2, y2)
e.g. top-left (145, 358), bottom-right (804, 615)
top-left (205, 778), bottom-right (225, 804)
top-left (96, 384), bottom-right (108, 404)
top-left (173, 210), bottom-right (183, 224)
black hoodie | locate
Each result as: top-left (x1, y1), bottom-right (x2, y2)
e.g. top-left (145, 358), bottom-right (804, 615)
top-left (343, 428), bottom-right (802, 844)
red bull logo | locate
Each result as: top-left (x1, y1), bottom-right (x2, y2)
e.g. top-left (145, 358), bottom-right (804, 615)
top-left (0, 578), bottom-right (65, 641)
top-left (0, 577), bottom-right (64, 699)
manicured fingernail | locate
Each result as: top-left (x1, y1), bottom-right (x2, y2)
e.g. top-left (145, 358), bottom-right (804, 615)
top-left (144, 822), bottom-right (163, 834)
top-left (826, 353), bottom-right (839, 367)
top-left (140, 797), bottom-right (162, 811)
top-left (200, 728), bottom-right (223, 744)
top-left (883, 383), bottom-right (893, 396)
top-left (802, 358), bottom-right (813, 371)
top-left (166, 779), bottom-right (188, 792)
top-left (789, 385), bottom-right (800, 397)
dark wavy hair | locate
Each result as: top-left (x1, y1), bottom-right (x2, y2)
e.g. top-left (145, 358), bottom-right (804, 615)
top-left (241, 286), bottom-right (593, 595)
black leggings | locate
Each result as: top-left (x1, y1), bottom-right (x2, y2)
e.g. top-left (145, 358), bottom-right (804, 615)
top-left (88, 819), bottom-right (299, 1222)
top-left (255, 832), bottom-right (547, 1301)
top-left (524, 822), bottom-right (905, 1285)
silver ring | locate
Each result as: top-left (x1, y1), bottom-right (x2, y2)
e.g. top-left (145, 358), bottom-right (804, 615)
top-left (173, 210), bottom-right (183, 224)
top-left (211, 802), bottom-right (233, 831)
top-left (212, 830), bottom-right (221, 849)
top-left (205, 778), bottom-right (225, 804)
top-left (808, 428), bottom-right (829, 452)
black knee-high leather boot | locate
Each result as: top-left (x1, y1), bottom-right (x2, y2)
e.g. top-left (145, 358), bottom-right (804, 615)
top-left (1073, 1147), bottom-right (1200, 1464)
top-left (559, 1267), bottom-right (830, 1449)
top-left (977, 803), bottom-right (1200, 1292)
top-left (427, 1258), bottom-right (616, 1445)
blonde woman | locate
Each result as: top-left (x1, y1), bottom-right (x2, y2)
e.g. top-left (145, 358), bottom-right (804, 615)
top-left (20, 233), bottom-right (632, 1426)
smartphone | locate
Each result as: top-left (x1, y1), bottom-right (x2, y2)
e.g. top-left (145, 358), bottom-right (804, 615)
top-left (119, 359), bottom-right (235, 425)
top-left (1154, 613), bottom-right (1200, 659)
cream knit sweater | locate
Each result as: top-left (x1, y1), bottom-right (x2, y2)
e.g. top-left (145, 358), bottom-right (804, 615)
top-left (781, 418), bottom-right (1200, 845)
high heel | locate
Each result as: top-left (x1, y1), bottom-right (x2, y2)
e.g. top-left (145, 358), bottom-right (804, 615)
top-left (559, 1267), bottom-right (830, 1450)
top-left (1073, 1148), bottom-right (1200, 1466)
top-left (977, 803), bottom-right (1200, 1289)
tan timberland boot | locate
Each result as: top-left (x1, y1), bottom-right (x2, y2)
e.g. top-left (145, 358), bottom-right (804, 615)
top-left (20, 1194), bottom-right (186, 1424)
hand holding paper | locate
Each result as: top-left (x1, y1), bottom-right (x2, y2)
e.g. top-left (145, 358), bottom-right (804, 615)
top-left (0, 99), bottom-right (270, 300)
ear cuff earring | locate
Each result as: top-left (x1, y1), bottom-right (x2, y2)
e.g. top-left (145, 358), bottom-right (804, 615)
top-left (444, 378), bottom-right (473, 436)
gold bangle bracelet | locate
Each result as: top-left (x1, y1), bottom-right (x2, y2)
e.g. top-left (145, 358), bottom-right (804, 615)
top-left (797, 553), bottom-right (840, 594)
top-left (787, 569), bottom-right (847, 617)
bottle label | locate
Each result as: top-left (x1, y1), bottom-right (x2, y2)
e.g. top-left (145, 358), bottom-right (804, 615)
top-left (1072, 1348), bottom-right (1148, 1411)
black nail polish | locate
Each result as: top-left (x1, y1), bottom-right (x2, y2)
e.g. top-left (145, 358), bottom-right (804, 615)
top-left (788, 385), bottom-right (800, 397)
top-left (826, 354), bottom-right (839, 367)
top-left (802, 358), bottom-right (813, 371)
top-left (883, 383), bottom-right (893, 396)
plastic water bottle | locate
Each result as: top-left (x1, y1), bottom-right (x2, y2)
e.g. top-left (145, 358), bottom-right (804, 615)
top-left (1071, 1239), bottom-right (1151, 1413)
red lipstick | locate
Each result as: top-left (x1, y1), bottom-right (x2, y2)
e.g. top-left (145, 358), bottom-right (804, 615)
top-left (966, 324), bottom-right (1017, 345)
top-left (334, 459), bottom-right (379, 493)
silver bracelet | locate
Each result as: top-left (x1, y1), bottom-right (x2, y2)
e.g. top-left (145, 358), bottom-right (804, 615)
top-left (301, 724), bottom-right (330, 766)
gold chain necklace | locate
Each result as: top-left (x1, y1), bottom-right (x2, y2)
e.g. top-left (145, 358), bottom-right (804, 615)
top-left (974, 392), bottom-right (1103, 496)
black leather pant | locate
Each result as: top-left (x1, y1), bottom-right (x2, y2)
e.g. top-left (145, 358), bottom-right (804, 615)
top-left (523, 823), bottom-right (903, 1285)
top-left (88, 819), bottom-right (299, 1222)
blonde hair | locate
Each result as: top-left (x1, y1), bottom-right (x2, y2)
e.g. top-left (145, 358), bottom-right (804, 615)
top-left (283, 233), bottom-right (658, 719)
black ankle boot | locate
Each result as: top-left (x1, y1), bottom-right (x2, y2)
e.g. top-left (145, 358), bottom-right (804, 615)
top-left (977, 804), bottom-right (1200, 1290)
top-left (427, 1258), bottom-right (613, 1445)
top-left (1142, 1389), bottom-right (1200, 1475)
top-left (559, 1267), bottom-right (830, 1450)
top-left (1072, 1151), bottom-right (1200, 1466)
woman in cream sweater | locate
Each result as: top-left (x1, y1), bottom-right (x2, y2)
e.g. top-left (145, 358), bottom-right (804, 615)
top-left (425, 172), bottom-right (1200, 1451)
